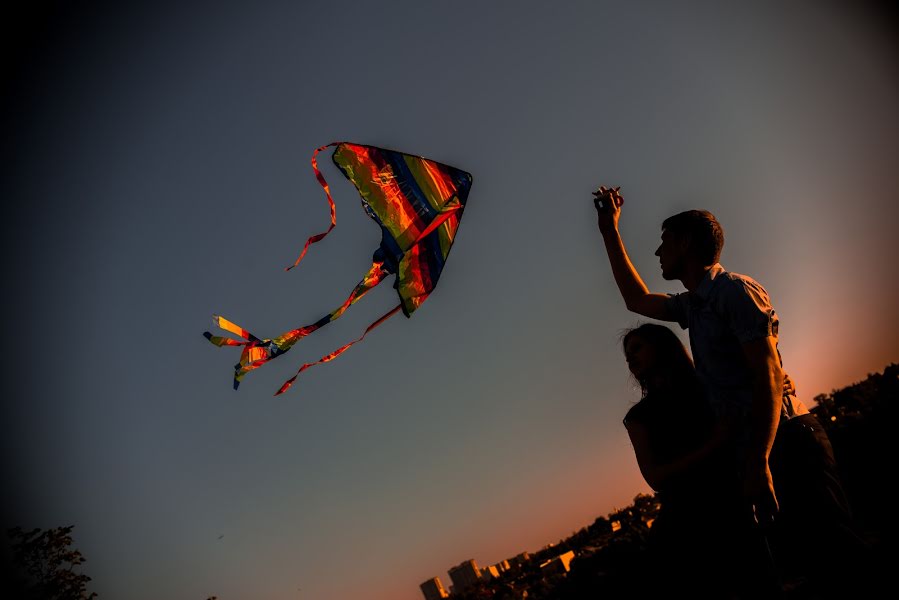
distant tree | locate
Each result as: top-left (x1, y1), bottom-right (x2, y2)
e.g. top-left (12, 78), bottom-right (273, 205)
top-left (813, 363), bottom-right (898, 429)
top-left (630, 493), bottom-right (661, 525)
top-left (6, 525), bottom-right (97, 600)
top-left (811, 362), bottom-right (899, 540)
top-left (588, 516), bottom-right (611, 536)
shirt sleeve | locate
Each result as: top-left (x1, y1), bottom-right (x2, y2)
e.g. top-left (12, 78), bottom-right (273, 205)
top-left (718, 277), bottom-right (779, 343)
top-left (665, 292), bottom-right (690, 330)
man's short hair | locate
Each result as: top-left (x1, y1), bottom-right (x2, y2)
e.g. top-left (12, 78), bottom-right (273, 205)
top-left (662, 210), bottom-right (724, 266)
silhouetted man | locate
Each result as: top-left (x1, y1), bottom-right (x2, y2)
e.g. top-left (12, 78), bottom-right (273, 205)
top-left (593, 187), bottom-right (861, 597)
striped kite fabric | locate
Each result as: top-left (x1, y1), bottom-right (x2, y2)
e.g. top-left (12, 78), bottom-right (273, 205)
top-left (204, 142), bottom-right (473, 395)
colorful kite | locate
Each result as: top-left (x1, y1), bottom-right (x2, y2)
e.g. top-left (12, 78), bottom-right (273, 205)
top-left (204, 142), bottom-right (473, 395)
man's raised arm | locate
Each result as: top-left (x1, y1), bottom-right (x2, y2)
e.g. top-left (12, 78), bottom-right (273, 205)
top-left (593, 187), bottom-right (672, 321)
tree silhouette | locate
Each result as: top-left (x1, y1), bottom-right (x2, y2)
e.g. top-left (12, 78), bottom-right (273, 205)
top-left (6, 525), bottom-right (97, 600)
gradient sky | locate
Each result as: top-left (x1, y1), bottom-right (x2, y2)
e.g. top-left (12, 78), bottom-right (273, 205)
top-left (2, 1), bottom-right (897, 599)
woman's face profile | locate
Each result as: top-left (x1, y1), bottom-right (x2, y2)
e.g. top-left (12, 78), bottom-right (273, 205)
top-left (624, 334), bottom-right (656, 380)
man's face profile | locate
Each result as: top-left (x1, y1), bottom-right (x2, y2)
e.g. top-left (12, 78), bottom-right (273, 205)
top-left (655, 229), bottom-right (687, 280)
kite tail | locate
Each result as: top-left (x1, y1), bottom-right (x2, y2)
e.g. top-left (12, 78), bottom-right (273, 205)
top-left (203, 315), bottom-right (260, 346)
top-left (203, 335), bottom-right (248, 347)
top-left (274, 304), bottom-right (402, 396)
top-left (285, 142), bottom-right (342, 272)
top-left (268, 259), bottom-right (391, 352)
top-left (204, 259), bottom-right (392, 389)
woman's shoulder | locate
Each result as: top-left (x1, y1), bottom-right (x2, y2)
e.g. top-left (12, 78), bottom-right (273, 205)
top-left (623, 396), bottom-right (654, 426)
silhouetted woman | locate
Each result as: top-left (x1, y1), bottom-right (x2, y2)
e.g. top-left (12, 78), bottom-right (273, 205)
top-left (621, 323), bottom-right (736, 597)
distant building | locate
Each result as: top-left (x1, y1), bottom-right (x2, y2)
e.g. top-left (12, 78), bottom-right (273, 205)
top-left (539, 550), bottom-right (576, 576)
top-left (420, 577), bottom-right (449, 600)
top-left (480, 565), bottom-right (500, 580)
top-left (610, 520), bottom-right (622, 532)
top-left (484, 559), bottom-right (510, 575)
top-left (448, 559), bottom-right (481, 592)
top-left (507, 551), bottom-right (531, 569)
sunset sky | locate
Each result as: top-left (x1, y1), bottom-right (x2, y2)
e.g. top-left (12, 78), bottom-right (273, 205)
top-left (2, 2), bottom-right (897, 599)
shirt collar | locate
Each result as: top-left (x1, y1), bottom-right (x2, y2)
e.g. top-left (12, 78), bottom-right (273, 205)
top-left (691, 263), bottom-right (725, 304)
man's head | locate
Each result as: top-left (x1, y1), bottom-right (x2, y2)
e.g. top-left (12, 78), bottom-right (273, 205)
top-left (655, 210), bottom-right (724, 280)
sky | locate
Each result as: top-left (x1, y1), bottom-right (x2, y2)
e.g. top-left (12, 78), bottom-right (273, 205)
top-left (2, 1), bottom-right (897, 599)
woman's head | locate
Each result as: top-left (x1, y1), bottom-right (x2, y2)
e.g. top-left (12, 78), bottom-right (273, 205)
top-left (622, 323), bottom-right (695, 395)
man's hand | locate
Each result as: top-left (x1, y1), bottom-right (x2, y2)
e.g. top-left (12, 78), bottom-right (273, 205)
top-left (593, 186), bottom-right (623, 234)
top-left (783, 372), bottom-right (797, 397)
top-left (744, 457), bottom-right (779, 528)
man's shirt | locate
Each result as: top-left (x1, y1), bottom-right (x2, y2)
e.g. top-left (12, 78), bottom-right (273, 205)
top-left (665, 264), bottom-right (808, 421)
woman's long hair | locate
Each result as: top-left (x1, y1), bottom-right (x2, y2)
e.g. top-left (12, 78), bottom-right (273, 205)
top-left (622, 323), bottom-right (700, 397)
